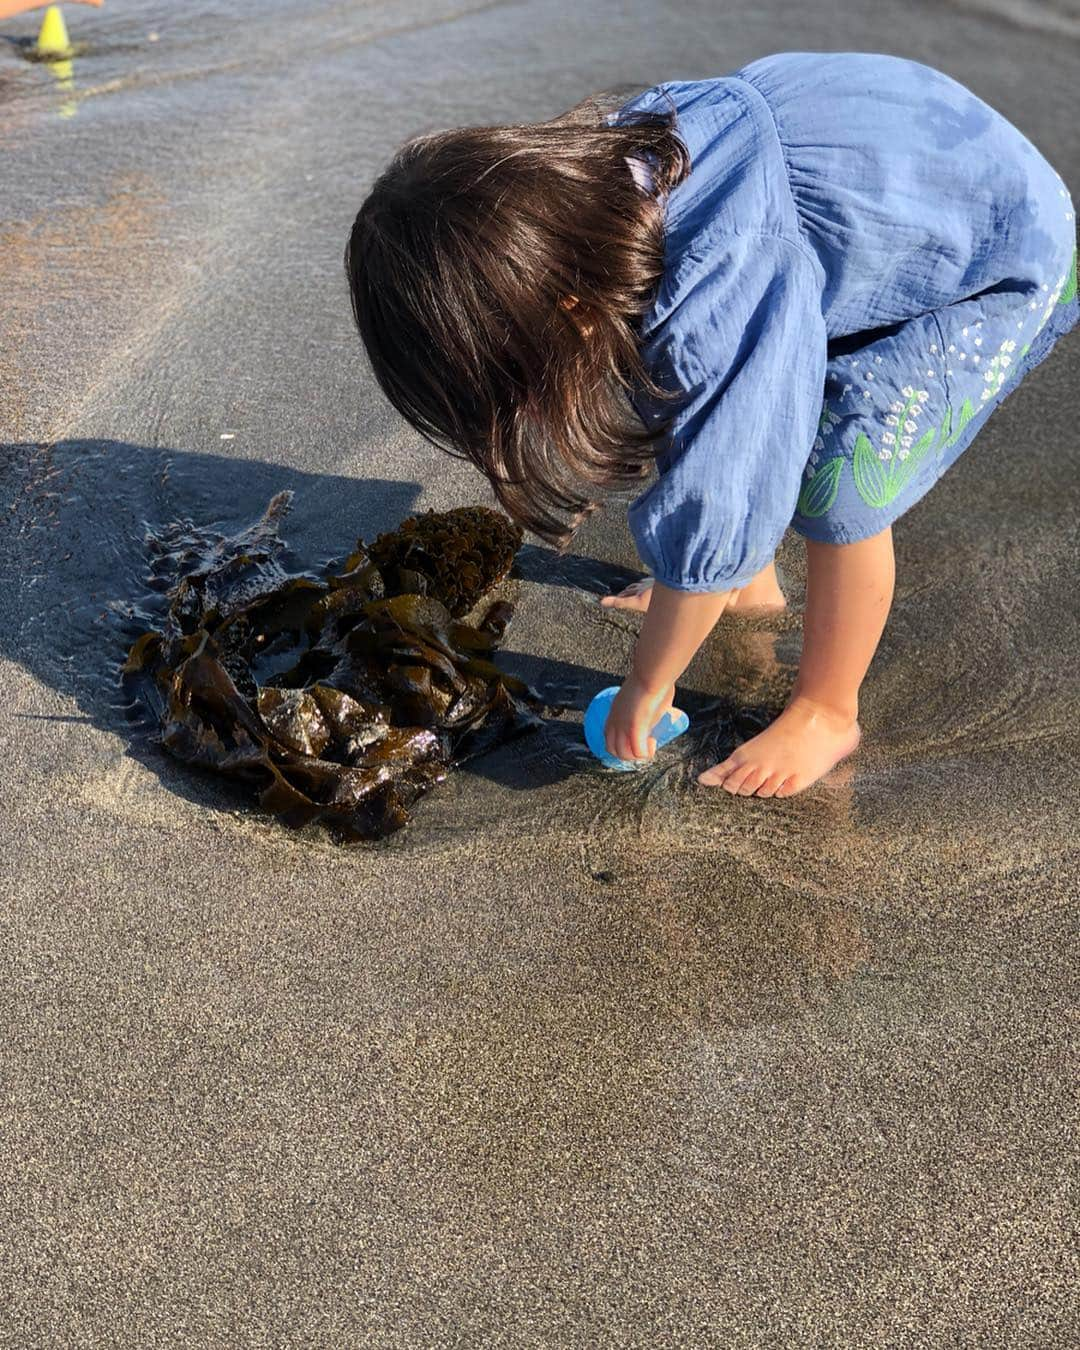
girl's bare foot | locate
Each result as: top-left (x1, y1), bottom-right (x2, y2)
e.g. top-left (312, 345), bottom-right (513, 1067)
top-left (697, 695), bottom-right (861, 797)
top-left (727, 568), bottom-right (787, 614)
top-left (599, 564), bottom-right (786, 615)
top-left (599, 577), bottom-right (654, 612)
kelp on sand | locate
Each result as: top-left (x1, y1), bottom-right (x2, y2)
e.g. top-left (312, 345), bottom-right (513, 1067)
top-left (122, 494), bottom-right (545, 842)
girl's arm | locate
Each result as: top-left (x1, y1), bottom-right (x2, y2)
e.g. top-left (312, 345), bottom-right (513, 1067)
top-left (604, 582), bottom-right (734, 762)
top-left (609, 235), bottom-right (826, 765)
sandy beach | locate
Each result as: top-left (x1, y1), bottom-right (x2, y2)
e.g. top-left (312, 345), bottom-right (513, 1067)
top-left (1, 0), bottom-right (1078, 1343)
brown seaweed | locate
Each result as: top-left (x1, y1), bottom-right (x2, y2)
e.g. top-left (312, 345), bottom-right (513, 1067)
top-left (366, 505), bottom-right (522, 618)
top-left (122, 493), bottom-right (543, 842)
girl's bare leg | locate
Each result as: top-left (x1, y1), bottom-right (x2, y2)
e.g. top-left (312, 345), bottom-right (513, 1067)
top-left (699, 525), bottom-right (895, 797)
top-left (601, 559), bottom-right (786, 614)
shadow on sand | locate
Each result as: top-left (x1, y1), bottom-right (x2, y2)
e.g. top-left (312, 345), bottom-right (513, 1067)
top-left (1, 437), bottom-right (755, 829)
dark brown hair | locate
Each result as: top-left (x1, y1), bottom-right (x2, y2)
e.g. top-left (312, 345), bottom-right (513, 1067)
top-left (344, 88), bottom-right (692, 548)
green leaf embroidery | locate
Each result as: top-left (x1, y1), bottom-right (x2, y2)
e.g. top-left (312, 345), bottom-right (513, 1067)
top-left (854, 427), bottom-right (938, 509)
top-left (891, 426), bottom-right (937, 495)
top-left (935, 404), bottom-right (952, 461)
top-left (1059, 246), bottom-right (1077, 306)
top-left (946, 398), bottom-right (975, 448)
top-left (797, 457), bottom-right (843, 517)
top-left (853, 432), bottom-right (890, 508)
top-left (824, 307), bottom-right (1063, 515)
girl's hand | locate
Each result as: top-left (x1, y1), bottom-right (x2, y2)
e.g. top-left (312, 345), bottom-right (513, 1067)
top-left (604, 673), bottom-right (676, 763)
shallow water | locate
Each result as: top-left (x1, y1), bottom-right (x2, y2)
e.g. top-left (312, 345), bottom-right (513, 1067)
top-left (2, 0), bottom-right (1079, 1341)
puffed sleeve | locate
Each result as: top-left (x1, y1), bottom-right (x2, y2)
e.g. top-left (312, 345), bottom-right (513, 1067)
top-left (628, 232), bottom-right (828, 591)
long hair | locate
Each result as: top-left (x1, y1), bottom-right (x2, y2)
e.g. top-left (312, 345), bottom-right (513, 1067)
top-left (344, 87), bottom-right (692, 548)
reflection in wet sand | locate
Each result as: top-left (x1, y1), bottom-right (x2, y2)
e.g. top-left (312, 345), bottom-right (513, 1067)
top-left (47, 55), bottom-right (77, 118)
top-left (0, 178), bottom-right (164, 436)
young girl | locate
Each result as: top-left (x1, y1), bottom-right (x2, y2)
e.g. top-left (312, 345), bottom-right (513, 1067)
top-left (345, 50), bottom-right (1078, 798)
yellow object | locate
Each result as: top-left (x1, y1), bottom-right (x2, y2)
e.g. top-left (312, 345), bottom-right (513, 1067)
top-left (36, 6), bottom-right (72, 60)
top-left (50, 56), bottom-right (77, 117)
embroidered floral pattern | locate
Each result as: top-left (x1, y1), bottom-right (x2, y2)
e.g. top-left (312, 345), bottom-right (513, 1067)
top-left (853, 415), bottom-right (939, 509)
top-left (979, 337), bottom-right (1017, 403)
top-left (796, 455), bottom-right (842, 517)
top-left (797, 241), bottom-right (1078, 520)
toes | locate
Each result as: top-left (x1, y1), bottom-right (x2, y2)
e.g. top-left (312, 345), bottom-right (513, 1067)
top-left (698, 756), bottom-right (741, 788)
top-left (735, 766), bottom-right (769, 796)
top-left (720, 762), bottom-right (758, 795)
top-left (600, 592), bottom-right (644, 611)
top-left (700, 760), bottom-right (798, 797)
top-left (599, 579), bottom-right (652, 610)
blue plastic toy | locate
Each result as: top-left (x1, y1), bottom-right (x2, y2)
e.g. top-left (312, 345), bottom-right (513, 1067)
top-left (583, 686), bottom-right (690, 771)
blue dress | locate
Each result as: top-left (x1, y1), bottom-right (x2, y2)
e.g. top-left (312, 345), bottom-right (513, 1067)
top-left (607, 51), bottom-right (1079, 591)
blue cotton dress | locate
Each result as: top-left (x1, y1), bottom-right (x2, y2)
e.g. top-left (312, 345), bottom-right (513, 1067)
top-left (606, 51), bottom-right (1079, 591)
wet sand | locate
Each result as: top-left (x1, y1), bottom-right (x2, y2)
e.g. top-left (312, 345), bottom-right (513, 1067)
top-left (1, 0), bottom-right (1078, 1344)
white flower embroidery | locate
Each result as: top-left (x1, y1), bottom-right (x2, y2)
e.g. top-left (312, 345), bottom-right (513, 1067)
top-left (898, 447), bottom-right (910, 460)
top-left (883, 431), bottom-right (896, 445)
top-left (901, 385), bottom-right (914, 398)
top-left (878, 448), bottom-right (892, 461)
top-left (885, 415), bottom-right (898, 426)
top-left (917, 390), bottom-right (930, 402)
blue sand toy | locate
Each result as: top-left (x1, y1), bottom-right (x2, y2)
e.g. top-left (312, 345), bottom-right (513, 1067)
top-left (584, 686), bottom-right (690, 771)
